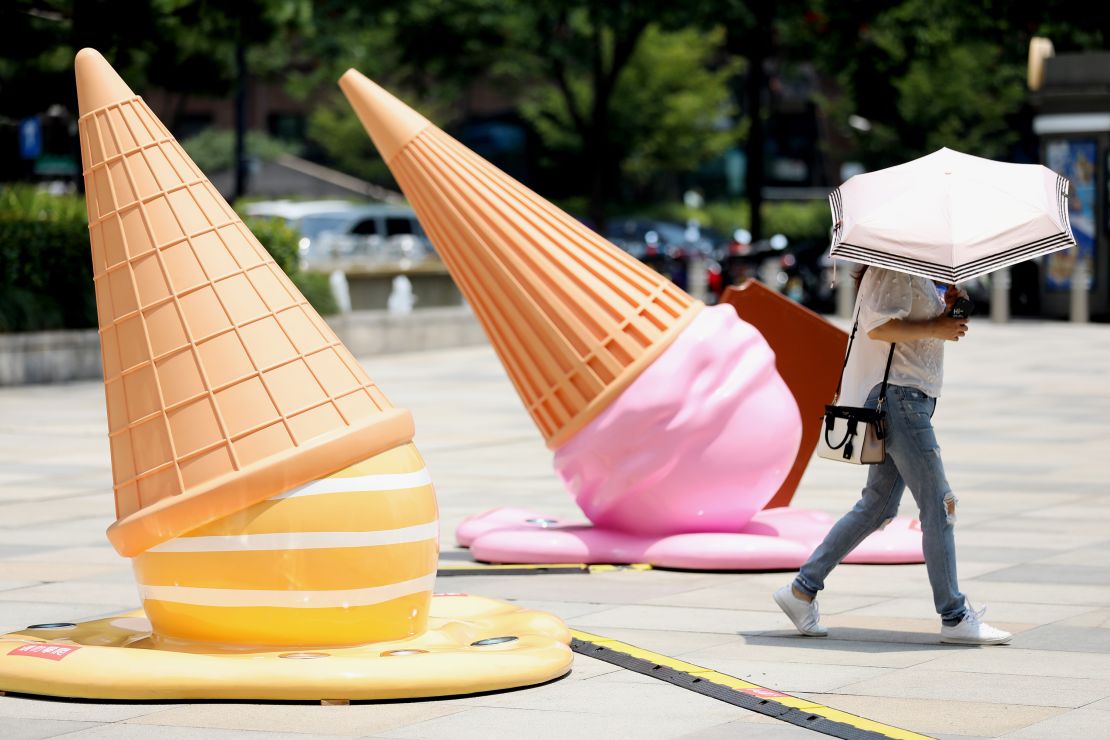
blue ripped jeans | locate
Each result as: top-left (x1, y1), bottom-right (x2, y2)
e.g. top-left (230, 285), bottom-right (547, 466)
top-left (795, 384), bottom-right (967, 625)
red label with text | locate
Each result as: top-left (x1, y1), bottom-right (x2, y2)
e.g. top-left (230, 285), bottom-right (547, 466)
top-left (8, 643), bottom-right (80, 661)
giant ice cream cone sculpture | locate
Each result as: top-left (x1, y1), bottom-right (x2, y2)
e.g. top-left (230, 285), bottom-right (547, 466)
top-left (342, 71), bottom-right (925, 570)
top-left (78, 52), bottom-right (412, 559)
top-left (342, 73), bottom-right (701, 451)
top-left (341, 70), bottom-right (801, 537)
top-left (77, 48), bottom-right (432, 645)
top-left (0, 50), bottom-right (570, 700)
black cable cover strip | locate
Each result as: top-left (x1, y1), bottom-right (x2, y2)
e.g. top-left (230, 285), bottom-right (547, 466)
top-left (570, 638), bottom-right (910, 740)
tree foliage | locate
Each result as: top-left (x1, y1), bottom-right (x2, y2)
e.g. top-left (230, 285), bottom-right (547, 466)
top-left (4, 0), bottom-right (1109, 231)
top-left (792, 0), bottom-right (1108, 168)
top-left (522, 24), bottom-right (739, 206)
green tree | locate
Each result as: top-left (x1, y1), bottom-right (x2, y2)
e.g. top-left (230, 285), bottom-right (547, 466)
top-left (290, 1), bottom-right (739, 229)
top-left (182, 128), bottom-right (301, 175)
top-left (0, 1), bottom-right (310, 120)
top-left (522, 24), bottom-right (739, 209)
top-left (794, 0), bottom-right (1108, 169)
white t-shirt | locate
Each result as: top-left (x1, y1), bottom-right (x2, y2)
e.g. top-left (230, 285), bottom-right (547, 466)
top-left (838, 267), bottom-right (946, 407)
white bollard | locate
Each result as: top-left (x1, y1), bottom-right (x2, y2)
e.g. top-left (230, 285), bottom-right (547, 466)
top-left (990, 268), bottom-right (1010, 323)
top-left (328, 270), bottom-right (352, 314)
top-left (388, 275), bottom-right (415, 316)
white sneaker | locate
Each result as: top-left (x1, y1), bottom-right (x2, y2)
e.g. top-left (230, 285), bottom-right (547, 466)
top-left (773, 584), bottom-right (827, 637)
top-left (940, 604), bottom-right (1012, 645)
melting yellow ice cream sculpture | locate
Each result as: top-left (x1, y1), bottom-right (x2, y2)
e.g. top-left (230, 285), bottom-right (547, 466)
top-left (0, 49), bottom-right (570, 700)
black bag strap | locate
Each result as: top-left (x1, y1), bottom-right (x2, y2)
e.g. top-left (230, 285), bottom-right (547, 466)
top-left (833, 307), bottom-right (895, 408)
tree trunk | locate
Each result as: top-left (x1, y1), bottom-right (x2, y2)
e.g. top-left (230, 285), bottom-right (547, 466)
top-left (738, 5), bottom-right (772, 242)
top-left (233, 38), bottom-right (249, 201)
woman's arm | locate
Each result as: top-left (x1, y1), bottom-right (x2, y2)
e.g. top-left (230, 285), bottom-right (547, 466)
top-left (868, 316), bottom-right (968, 342)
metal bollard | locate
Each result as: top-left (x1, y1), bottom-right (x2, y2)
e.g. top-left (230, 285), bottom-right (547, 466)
top-left (687, 256), bottom-right (708, 303)
top-left (990, 268), bottom-right (1010, 323)
top-left (836, 264), bottom-right (856, 319)
top-left (1070, 256), bottom-right (1090, 323)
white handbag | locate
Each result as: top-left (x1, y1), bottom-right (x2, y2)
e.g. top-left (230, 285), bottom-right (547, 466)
top-left (817, 311), bottom-right (895, 465)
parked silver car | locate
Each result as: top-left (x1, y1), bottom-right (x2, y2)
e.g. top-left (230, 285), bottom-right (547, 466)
top-left (243, 200), bottom-right (435, 269)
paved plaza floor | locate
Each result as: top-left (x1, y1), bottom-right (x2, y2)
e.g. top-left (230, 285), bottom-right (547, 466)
top-left (0, 317), bottom-right (1108, 739)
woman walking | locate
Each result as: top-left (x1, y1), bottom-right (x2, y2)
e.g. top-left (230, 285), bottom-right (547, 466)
top-left (774, 265), bottom-right (1011, 645)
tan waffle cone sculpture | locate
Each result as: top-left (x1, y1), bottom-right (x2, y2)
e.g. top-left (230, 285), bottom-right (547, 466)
top-left (339, 71), bottom-right (703, 449)
top-left (77, 50), bottom-right (413, 557)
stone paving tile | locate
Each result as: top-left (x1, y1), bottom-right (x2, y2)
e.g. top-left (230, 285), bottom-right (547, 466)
top-left (1010, 624), bottom-right (1110, 653)
top-left (680, 656), bottom-right (892, 693)
top-left (643, 585), bottom-right (884, 615)
top-left (0, 717), bottom-right (100, 740)
top-left (562, 626), bottom-right (745, 656)
top-left (440, 672), bottom-right (742, 721)
top-left (834, 668), bottom-right (1110, 708)
top-left (976, 563), bottom-right (1110, 586)
top-left (1033, 547), bottom-right (1110, 568)
top-left (839, 596), bottom-right (1094, 625)
top-left (561, 654), bottom-right (625, 681)
top-left (0, 561), bottom-right (123, 583)
top-left (817, 614), bottom-right (985, 643)
top-left (956, 546), bottom-right (1060, 563)
top-left (377, 704), bottom-right (738, 740)
top-left (577, 667), bottom-right (661, 685)
top-left (676, 718), bottom-right (817, 738)
top-left (425, 572), bottom-right (722, 607)
top-left (1049, 607), bottom-right (1110, 628)
top-left (0, 601), bottom-right (133, 633)
top-left (61, 724), bottom-right (345, 739)
top-left (0, 694), bottom-right (177, 721)
top-left (679, 635), bottom-right (949, 669)
top-left (794, 693), bottom-right (1065, 737)
top-left (0, 522), bottom-right (111, 548)
top-left (124, 702), bottom-right (467, 736)
top-left (573, 604), bottom-right (784, 634)
top-left (949, 579), bottom-right (1110, 607)
top-left (918, 647), bottom-right (1110, 679)
top-left (1002, 706), bottom-right (1110, 738)
top-left (3, 546), bottom-right (123, 565)
top-left (499, 598), bottom-right (618, 621)
top-left (0, 581), bottom-right (140, 606)
top-left (951, 530), bottom-right (1110, 551)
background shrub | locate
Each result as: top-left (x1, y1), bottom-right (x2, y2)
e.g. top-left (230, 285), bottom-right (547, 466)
top-left (0, 185), bottom-right (337, 332)
top-left (0, 185), bottom-right (94, 332)
top-left (657, 198), bottom-right (830, 244)
top-left (292, 271), bottom-right (338, 316)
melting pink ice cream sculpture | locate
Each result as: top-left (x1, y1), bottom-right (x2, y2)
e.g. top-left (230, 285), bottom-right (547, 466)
top-left (339, 70), bottom-right (923, 569)
top-left (457, 307), bottom-right (922, 569)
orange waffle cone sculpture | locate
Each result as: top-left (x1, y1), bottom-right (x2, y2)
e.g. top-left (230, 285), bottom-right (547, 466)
top-left (339, 71), bottom-right (703, 449)
top-left (77, 50), bottom-right (414, 558)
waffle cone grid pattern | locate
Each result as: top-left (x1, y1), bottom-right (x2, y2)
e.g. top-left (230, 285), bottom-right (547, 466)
top-left (393, 127), bottom-right (699, 447)
top-left (80, 96), bottom-right (395, 521)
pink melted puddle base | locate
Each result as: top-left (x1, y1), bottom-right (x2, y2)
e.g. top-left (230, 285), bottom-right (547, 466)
top-left (456, 507), bottom-right (923, 570)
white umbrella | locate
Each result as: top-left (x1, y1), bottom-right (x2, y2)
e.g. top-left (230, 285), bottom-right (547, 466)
top-left (829, 147), bottom-right (1074, 284)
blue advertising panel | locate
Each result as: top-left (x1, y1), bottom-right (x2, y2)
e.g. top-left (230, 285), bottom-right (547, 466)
top-left (19, 116), bottom-right (42, 160)
top-left (1044, 139), bottom-right (1097, 291)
